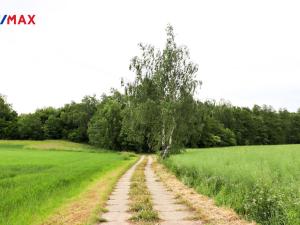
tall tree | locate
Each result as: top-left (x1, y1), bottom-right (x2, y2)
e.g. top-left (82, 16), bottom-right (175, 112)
top-left (60, 96), bottom-right (98, 142)
top-left (88, 91), bottom-right (124, 149)
top-left (126, 25), bottom-right (200, 157)
top-left (0, 95), bottom-right (18, 139)
top-left (17, 114), bottom-right (44, 140)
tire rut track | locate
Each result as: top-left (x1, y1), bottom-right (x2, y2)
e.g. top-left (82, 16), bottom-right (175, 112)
top-left (99, 156), bottom-right (144, 225)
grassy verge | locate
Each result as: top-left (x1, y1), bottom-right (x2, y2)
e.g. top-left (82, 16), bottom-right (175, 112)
top-left (43, 156), bottom-right (138, 225)
top-left (164, 145), bottom-right (300, 225)
top-left (0, 140), bottom-right (137, 225)
top-left (153, 157), bottom-right (253, 225)
top-left (129, 157), bottom-right (159, 224)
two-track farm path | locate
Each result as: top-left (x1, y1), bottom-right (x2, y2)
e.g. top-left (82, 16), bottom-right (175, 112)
top-left (145, 156), bottom-right (202, 225)
top-left (99, 156), bottom-right (144, 225)
top-left (99, 155), bottom-right (202, 225)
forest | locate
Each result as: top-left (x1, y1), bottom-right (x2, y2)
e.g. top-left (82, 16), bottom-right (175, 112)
top-left (1, 26), bottom-right (300, 154)
top-left (1, 92), bottom-right (300, 153)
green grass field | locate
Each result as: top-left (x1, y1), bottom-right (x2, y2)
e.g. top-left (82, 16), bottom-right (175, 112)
top-left (164, 145), bottom-right (300, 225)
top-left (0, 140), bottom-right (137, 225)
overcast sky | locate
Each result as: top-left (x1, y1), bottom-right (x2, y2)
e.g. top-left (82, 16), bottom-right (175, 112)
top-left (1, 0), bottom-right (300, 113)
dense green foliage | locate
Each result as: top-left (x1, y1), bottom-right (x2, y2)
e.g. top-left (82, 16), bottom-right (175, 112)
top-left (122, 25), bottom-right (200, 157)
top-left (1, 26), bottom-right (300, 153)
top-left (88, 92), bottom-right (124, 150)
top-left (164, 145), bottom-right (300, 225)
top-left (0, 140), bottom-right (136, 225)
top-left (185, 101), bottom-right (300, 147)
top-left (0, 95), bottom-right (98, 142)
top-left (0, 95), bottom-right (18, 139)
top-left (1, 93), bottom-right (300, 153)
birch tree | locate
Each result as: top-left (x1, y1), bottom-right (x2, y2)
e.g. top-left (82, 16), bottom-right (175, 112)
top-left (125, 25), bottom-right (200, 157)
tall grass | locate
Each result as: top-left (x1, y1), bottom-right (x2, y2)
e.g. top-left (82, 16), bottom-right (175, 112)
top-left (164, 145), bottom-right (300, 225)
top-left (0, 141), bottom-right (136, 225)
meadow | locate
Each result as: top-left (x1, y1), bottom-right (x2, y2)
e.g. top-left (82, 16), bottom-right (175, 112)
top-left (0, 140), bottom-right (137, 225)
top-left (164, 145), bottom-right (300, 225)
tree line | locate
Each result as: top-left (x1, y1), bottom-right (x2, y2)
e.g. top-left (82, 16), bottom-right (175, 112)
top-left (0, 95), bottom-right (97, 142)
top-left (1, 93), bottom-right (300, 152)
top-left (1, 25), bottom-right (299, 154)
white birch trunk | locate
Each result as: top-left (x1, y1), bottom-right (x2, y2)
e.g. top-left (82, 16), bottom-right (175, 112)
top-left (162, 117), bottom-right (175, 159)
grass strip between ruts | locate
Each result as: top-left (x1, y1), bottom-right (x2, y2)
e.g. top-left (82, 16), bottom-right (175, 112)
top-left (129, 157), bottom-right (159, 225)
